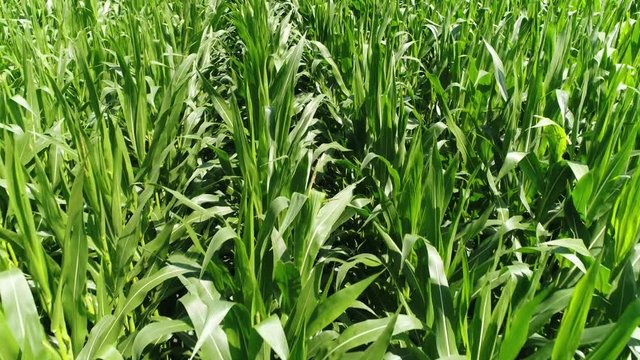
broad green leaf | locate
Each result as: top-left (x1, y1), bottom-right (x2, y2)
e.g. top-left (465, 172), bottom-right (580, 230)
top-left (425, 243), bottom-right (458, 357)
top-left (357, 314), bottom-right (397, 360)
top-left (299, 184), bottom-right (355, 279)
top-left (567, 161), bottom-right (589, 181)
top-left (0, 269), bottom-right (51, 359)
top-left (484, 40), bottom-right (509, 101)
top-left (201, 227), bottom-right (239, 278)
top-left (551, 261), bottom-right (600, 360)
top-left (189, 299), bottom-right (234, 360)
top-left (499, 289), bottom-right (548, 360)
top-left (611, 168), bottom-right (640, 267)
top-left (307, 273), bottom-right (380, 335)
top-left (496, 152), bottom-right (527, 182)
top-left (78, 266), bottom-right (190, 359)
top-left (181, 293), bottom-right (233, 360)
top-left (572, 171), bottom-right (594, 220)
top-left (0, 309), bottom-right (20, 359)
top-left (60, 170), bottom-right (88, 352)
top-left (588, 300), bottom-right (640, 360)
top-left (336, 254), bottom-right (382, 289)
top-left (3, 134), bottom-right (52, 305)
top-left (132, 319), bottom-right (192, 360)
top-left (255, 315), bottom-right (289, 360)
top-left (325, 315), bottom-right (423, 358)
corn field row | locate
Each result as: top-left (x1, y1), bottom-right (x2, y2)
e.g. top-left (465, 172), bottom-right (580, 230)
top-left (0, 0), bottom-right (639, 359)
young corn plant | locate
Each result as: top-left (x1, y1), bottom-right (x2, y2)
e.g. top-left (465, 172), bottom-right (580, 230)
top-left (1, 0), bottom-right (639, 359)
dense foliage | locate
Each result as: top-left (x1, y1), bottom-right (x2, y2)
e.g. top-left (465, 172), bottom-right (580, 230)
top-left (1, 0), bottom-right (639, 359)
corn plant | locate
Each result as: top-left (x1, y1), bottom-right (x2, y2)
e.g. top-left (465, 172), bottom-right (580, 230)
top-left (0, 0), bottom-right (639, 359)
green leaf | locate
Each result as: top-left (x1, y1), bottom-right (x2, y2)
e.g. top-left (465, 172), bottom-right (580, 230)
top-left (78, 266), bottom-right (190, 360)
top-left (3, 134), bottom-right (52, 306)
top-left (189, 299), bottom-right (234, 360)
top-left (551, 261), bottom-right (600, 360)
top-left (588, 300), bottom-right (640, 360)
top-left (325, 315), bottom-right (422, 358)
top-left (567, 161), bottom-right (589, 181)
top-left (201, 227), bottom-right (239, 278)
top-left (611, 167), bottom-right (640, 267)
top-left (496, 152), bottom-right (527, 182)
top-left (572, 171), bottom-right (594, 221)
top-left (299, 184), bottom-right (355, 280)
top-left (484, 40), bottom-right (509, 101)
top-left (425, 243), bottom-right (458, 357)
top-left (60, 170), bottom-right (88, 352)
top-left (0, 269), bottom-right (51, 359)
top-left (499, 289), bottom-right (549, 360)
top-left (0, 310), bottom-right (20, 360)
top-left (180, 293), bottom-right (233, 360)
top-left (255, 315), bottom-right (289, 360)
top-left (307, 273), bottom-right (380, 335)
top-left (132, 319), bottom-right (192, 360)
top-left (357, 314), bottom-right (398, 360)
